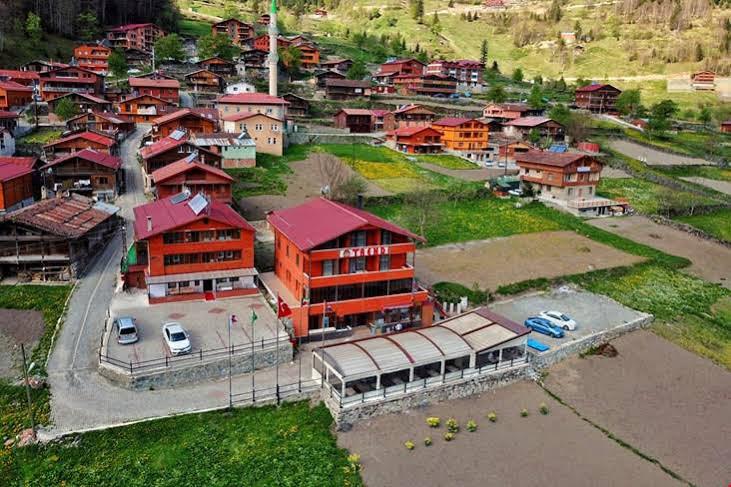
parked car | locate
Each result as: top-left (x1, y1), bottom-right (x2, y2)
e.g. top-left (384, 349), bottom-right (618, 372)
top-left (114, 316), bottom-right (139, 345)
top-left (539, 310), bottom-right (577, 331)
top-left (448, 93), bottom-right (460, 99)
top-left (508, 188), bottom-right (523, 197)
top-left (524, 317), bottom-right (565, 338)
top-left (162, 322), bottom-right (192, 355)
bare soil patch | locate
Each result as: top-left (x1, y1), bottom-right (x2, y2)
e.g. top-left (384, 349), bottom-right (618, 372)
top-left (416, 231), bottom-right (644, 291)
top-left (600, 166), bottom-right (632, 178)
top-left (238, 155), bottom-right (391, 220)
top-left (545, 330), bottom-right (731, 487)
top-left (0, 309), bottom-right (44, 378)
top-left (680, 176), bottom-right (731, 196)
top-left (589, 215), bottom-right (731, 289)
top-left (337, 380), bottom-right (682, 487)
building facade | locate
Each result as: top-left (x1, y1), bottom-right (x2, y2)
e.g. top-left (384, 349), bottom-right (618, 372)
top-left (39, 67), bottom-right (105, 102)
top-left (387, 126), bottom-right (442, 154)
top-left (393, 74), bottom-right (457, 97)
top-left (116, 94), bottom-right (176, 123)
top-left (211, 19), bottom-right (255, 47)
top-left (503, 117), bottom-right (565, 142)
top-left (266, 197), bottom-right (433, 339)
top-left (334, 109), bottom-right (373, 133)
top-left (0, 81), bottom-right (33, 110)
top-left (151, 109), bottom-right (218, 141)
top-left (425, 60), bottom-right (484, 86)
top-left (324, 79), bottom-right (372, 100)
top-left (185, 69), bottom-right (225, 93)
top-left (216, 93), bottom-right (289, 121)
top-left (221, 112), bottom-right (284, 156)
top-left (432, 117), bottom-right (489, 160)
top-left (73, 44), bottom-right (111, 74)
top-left (197, 57), bottom-right (237, 77)
top-left (191, 132), bottom-right (257, 168)
top-left (516, 150), bottom-right (602, 201)
top-left (43, 131), bottom-right (117, 159)
top-left (129, 77), bottom-right (180, 105)
top-left (126, 193), bottom-right (257, 303)
top-left (574, 84), bottom-right (621, 113)
top-left (0, 159), bottom-right (34, 214)
top-left (105, 23), bottom-right (166, 53)
top-left (151, 156), bottom-right (234, 203)
top-left (41, 149), bottom-right (121, 201)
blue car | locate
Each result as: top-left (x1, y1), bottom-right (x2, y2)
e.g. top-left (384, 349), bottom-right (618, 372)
top-left (524, 317), bottom-right (565, 338)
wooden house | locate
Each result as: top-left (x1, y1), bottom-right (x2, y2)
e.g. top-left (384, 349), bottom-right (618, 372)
top-left (432, 117), bottom-right (489, 160)
top-left (503, 117), bottom-right (564, 141)
top-left (151, 155), bottom-right (234, 203)
top-left (185, 69), bottom-right (224, 93)
top-left (65, 112), bottom-right (135, 138)
top-left (0, 111), bottom-right (19, 133)
top-left (47, 93), bottom-right (112, 114)
top-left (0, 158), bottom-right (34, 214)
top-left (43, 131), bottom-right (117, 159)
top-left (39, 67), bottom-right (105, 102)
top-left (211, 19), bottom-right (255, 47)
top-left (0, 81), bottom-right (33, 110)
top-left (151, 108), bottom-right (219, 141)
top-left (393, 74), bottom-right (457, 97)
top-left (41, 148), bottom-right (122, 201)
top-left (319, 58), bottom-right (353, 73)
top-left (116, 94), bottom-right (177, 123)
top-left (483, 102), bottom-right (542, 121)
top-left (0, 70), bottom-right (40, 87)
top-left (282, 93), bottom-right (309, 117)
top-left (324, 79), bottom-right (372, 100)
top-left (574, 84), bottom-right (621, 113)
top-left (691, 71), bottom-right (715, 91)
top-left (384, 104), bottom-right (435, 131)
top-left (73, 44), bottom-right (111, 74)
top-left (191, 131), bottom-right (256, 169)
top-left (129, 76), bottom-right (180, 105)
top-left (197, 57), bottom-right (237, 77)
top-left (106, 23), bottom-right (165, 53)
top-left (334, 109), bottom-right (373, 133)
top-left (315, 69), bottom-right (346, 89)
top-left (387, 126), bottom-right (442, 154)
top-left (139, 130), bottom-right (222, 180)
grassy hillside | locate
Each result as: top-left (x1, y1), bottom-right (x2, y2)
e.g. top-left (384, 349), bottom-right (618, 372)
top-left (0, 31), bottom-right (75, 69)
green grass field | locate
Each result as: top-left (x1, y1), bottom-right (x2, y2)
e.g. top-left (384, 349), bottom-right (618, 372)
top-left (2, 402), bottom-right (363, 486)
top-left (418, 154), bottom-right (481, 170)
top-left (179, 19), bottom-right (212, 37)
top-left (657, 165), bottom-right (731, 183)
top-left (675, 209), bottom-right (731, 243)
top-left (18, 130), bottom-right (63, 146)
top-left (622, 126), bottom-right (731, 161)
top-left (226, 145), bottom-right (312, 199)
top-left (596, 178), bottom-right (722, 215)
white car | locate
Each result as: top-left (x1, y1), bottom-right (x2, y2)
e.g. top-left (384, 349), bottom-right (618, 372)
top-left (538, 311), bottom-right (577, 331)
top-left (162, 322), bottom-right (192, 355)
top-left (508, 188), bottom-right (524, 197)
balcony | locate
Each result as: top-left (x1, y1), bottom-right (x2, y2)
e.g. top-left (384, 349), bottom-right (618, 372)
top-left (309, 242), bottom-right (415, 261)
top-left (306, 265), bottom-right (415, 288)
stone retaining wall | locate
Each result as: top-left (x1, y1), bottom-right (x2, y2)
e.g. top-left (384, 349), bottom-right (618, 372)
top-left (647, 214), bottom-right (731, 250)
top-left (530, 313), bottom-right (653, 370)
top-left (327, 364), bottom-right (531, 430)
top-left (98, 343), bottom-right (293, 390)
top-left (288, 133), bottom-right (382, 145)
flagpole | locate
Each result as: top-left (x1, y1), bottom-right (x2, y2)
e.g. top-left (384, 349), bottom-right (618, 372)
top-left (228, 314), bottom-right (233, 410)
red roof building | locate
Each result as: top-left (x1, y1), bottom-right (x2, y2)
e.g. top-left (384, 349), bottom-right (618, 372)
top-left (126, 193), bottom-right (256, 303)
top-left (483, 102), bottom-right (543, 120)
top-left (253, 34), bottom-right (292, 52)
top-left (216, 92), bottom-right (289, 121)
top-left (73, 44), bottom-right (111, 74)
top-left (0, 111), bottom-right (19, 133)
top-left (151, 108), bottom-right (219, 141)
top-left (47, 92), bottom-right (112, 115)
top-left (43, 131), bottom-right (117, 159)
top-left (333, 108), bottom-right (374, 133)
top-left (691, 71), bottom-right (715, 90)
top-left (516, 149), bottom-right (604, 203)
top-left (324, 79), bottom-right (372, 100)
top-left (721, 120), bottom-right (731, 134)
top-left (105, 23), bottom-right (166, 53)
top-left (129, 76), bottom-right (180, 104)
top-left (393, 73), bottom-right (458, 97)
top-left (0, 159), bottom-right (34, 213)
top-left (0, 81), bottom-right (33, 110)
top-left (425, 59), bottom-right (485, 86)
top-left (41, 149), bottom-right (122, 201)
top-left (503, 117), bottom-right (564, 141)
top-left (386, 126), bottom-right (443, 154)
top-left (574, 84), bottom-right (621, 113)
top-left (151, 155), bottom-right (234, 203)
top-left (383, 104), bottom-right (436, 131)
top-left (115, 94), bottom-right (177, 123)
top-left (140, 131), bottom-right (222, 179)
top-left (65, 111), bottom-right (135, 137)
top-left (0, 70), bottom-right (40, 87)
top-left (374, 58), bottom-right (426, 85)
top-left (211, 19), bottom-right (255, 48)
top-left (39, 67), bottom-right (105, 102)
top-left (432, 117), bottom-right (490, 156)
top-left (265, 197), bottom-right (433, 338)
top-left (197, 57), bottom-right (237, 77)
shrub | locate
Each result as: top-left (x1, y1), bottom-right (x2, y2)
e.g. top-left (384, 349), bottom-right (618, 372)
top-left (539, 403), bottom-right (550, 415)
top-left (404, 440), bottom-right (415, 450)
top-left (426, 416), bottom-right (440, 428)
top-left (466, 420), bottom-right (477, 432)
top-left (347, 454), bottom-right (361, 471)
top-left (487, 411), bottom-right (497, 422)
top-left (520, 408), bottom-right (529, 417)
top-left (443, 432), bottom-right (455, 441)
top-left (424, 436), bottom-right (432, 446)
top-left (446, 418), bottom-right (459, 433)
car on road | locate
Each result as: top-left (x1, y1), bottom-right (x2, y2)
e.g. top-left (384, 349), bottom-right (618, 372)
top-left (162, 322), bottom-right (192, 355)
top-left (114, 316), bottom-right (139, 345)
top-left (508, 188), bottom-right (523, 197)
top-left (524, 317), bottom-right (565, 338)
top-left (539, 310), bottom-right (577, 331)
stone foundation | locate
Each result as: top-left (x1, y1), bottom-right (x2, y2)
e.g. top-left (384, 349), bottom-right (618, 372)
top-left (99, 343), bottom-right (293, 390)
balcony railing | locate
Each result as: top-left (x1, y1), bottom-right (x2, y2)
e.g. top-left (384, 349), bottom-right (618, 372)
top-left (304, 264), bottom-right (414, 283)
top-left (309, 242), bottom-right (416, 261)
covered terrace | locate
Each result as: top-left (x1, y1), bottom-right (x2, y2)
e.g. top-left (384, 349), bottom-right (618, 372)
top-left (312, 307), bottom-right (530, 407)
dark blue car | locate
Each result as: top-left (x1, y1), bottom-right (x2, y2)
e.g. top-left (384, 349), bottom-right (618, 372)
top-left (524, 317), bottom-right (565, 338)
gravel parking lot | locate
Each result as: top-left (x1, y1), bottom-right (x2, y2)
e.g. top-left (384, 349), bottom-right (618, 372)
top-left (489, 286), bottom-right (645, 350)
top-left (107, 292), bottom-right (285, 363)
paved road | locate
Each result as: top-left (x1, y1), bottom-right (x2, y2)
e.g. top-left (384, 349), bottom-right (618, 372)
top-left (44, 126), bottom-right (314, 436)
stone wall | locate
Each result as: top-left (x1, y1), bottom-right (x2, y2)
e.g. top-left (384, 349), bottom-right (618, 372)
top-left (99, 343), bottom-right (293, 390)
top-left (530, 314), bottom-right (653, 370)
top-left (288, 133), bottom-right (382, 145)
top-left (647, 214), bottom-right (731, 250)
top-left (328, 364), bottom-right (531, 430)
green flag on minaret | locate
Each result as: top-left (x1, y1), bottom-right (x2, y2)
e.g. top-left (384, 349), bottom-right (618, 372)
top-left (271, 0), bottom-right (277, 14)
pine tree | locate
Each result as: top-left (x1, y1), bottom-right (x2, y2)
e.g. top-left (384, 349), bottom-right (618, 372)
top-left (480, 39), bottom-right (488, 64)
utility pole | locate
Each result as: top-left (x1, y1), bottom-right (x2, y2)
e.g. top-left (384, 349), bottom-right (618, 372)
top-left (250, 310), bottom-right (257, 402)
top-left (20, 344), bottom-right (35, 437)
top-left (228, 314), bottom-right (236, 409)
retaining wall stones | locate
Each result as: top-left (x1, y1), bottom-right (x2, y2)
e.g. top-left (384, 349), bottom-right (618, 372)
top-left (530, 313), bottom-right (653, 370)
top-left (328, 364), bottom-right (531, 430)
top-left (99, 343), bottom-right (293, 390)
top-left (647, 214), bottom-right (731, 250)
top-left (288, 133), bottom-right (381, 145)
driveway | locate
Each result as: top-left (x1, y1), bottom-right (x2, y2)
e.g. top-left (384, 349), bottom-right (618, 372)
top-left (608, 139), bottom-right (712, 166)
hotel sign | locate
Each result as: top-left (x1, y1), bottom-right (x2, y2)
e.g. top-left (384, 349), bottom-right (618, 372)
top-left (339, 246), bottom-right (390, 258)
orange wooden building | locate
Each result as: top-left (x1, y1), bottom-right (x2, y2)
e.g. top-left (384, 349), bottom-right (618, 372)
top-left (151, 155), bottom-right (233, 203)
top-left (129, 76), bottom-right (180, 104)
top-left (151, 109), bottom-right (218, 141)
top-left (432, 117), bottom-right (489, 152)
top-left (383, 104), bottom-right (435, 131)
top-left (73, 44), bottom-right (111, 74)
top-left (211, 19), bottom-right (255, 47)
top-left (387, 126), bottom-right (442, 154)
top-left (126, 193), bottom-right (257, 303)
top-left (139, 131), bottom-right (222, 178)
top-left (116, 94), bottom-right (176, 123)
top-left (105, 23), bottom-right (165, 53)
top-left (265, 197), bottom-right (433, 339)
top-left (0, 158), bottom-right (34, 213)
top-left (197, 57), bottom-right (237, 77)
top-left (38, 67), bottom-right (105, 102)
top-left (40, 149), bottom-right (121, 201)
top-left (186, 69), bottom-right (225, 93)
top-left (66, 111), bottom-right (135, 137)
top-left (0, 81), bottom-right (33, 110)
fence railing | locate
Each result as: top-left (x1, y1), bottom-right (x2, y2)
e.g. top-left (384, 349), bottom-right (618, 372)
top-left (326, 356), bottom-right (529, 409)
top-left (99, 318), bottom-right (290, 375)
top-left (230, 379), bottom-right (320, 406)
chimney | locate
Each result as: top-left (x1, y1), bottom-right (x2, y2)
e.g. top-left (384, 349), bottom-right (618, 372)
top-left (356, 194), bottom-right (364, 209)
top-left (146, 216), bottom-right (152, 232)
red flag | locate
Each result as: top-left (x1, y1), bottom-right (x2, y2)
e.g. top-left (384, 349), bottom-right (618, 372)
top-left (277, 295), bottom-right (292, 318)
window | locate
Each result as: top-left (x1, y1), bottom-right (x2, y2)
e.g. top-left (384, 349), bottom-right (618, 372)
top-left (322, 259), bottom-right (337, 276)
top-left (349, 256), bottom-right (366, 273)
top-left (352, 230), bottom-right (366, 247)
top-left (295, 254), bottom-right (299, 266)
top-left (97, 176), bottom-right (108, 185)
top-left (379, 254), bottom-right (390, 271)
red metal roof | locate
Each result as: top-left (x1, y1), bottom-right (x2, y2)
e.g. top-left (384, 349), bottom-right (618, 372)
top-left (152, 108), bottom-right (217, 126)
top-left (389, 125), bottom-right (440, 137)
top-left (267, 197), bottom-right (424, 251)
top-left (139, 133), bottom-right (189, 160)
top-left (2, 194), bottom-right (117, 238)
top-left (0, 70), bottom-right (40, 81)
top-left (133, 193), bottom-right (253, 240)
top-left (0, 160), bottom-right (33, 182)
top-left (0, 111), bottom-right (19, 119)
top-left (515, 149), bottom-right (590, 168)
top-left (151, 157), bottom-right (233, 184)
top-left (382, 58), bottom-right (425, 66)
top-left (129, 77), bottom-right (180, 89)
top-left (433, 117), bottom-right (471, 127)
top-left (325, 79), bottom-right (371, 88)
top-left (575, 83), bottom-right (619, 93)
top-left (393, 104), bottom-right (433, 115)
top-left (221, 112), bottom-right (282, 123)
top-left (41, 148), bottom-right (122, 171)
top-left (336, 108), bottom-right (373, 116)
top-left (107, 23), bottom-right (157, 32)
top-left (504, 116), bottom-right (556, 128)
top-left (217, 93), bottom-right (289, 105)
top-left (0, 81), bottom-right (33, 92)
top-left (44, 131), bottom-right (116, 149)
top-left (52, 92), bottom-right (109, 105)
top-left (0, 157), bottom-right (38, 170)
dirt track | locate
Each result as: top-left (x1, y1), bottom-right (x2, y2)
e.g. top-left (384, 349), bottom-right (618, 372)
top-left (0, 309), bottom-right (44, 378)
top-left (337, 380), bottom-right (683, 487)
top-left (680, 176), bottom-right (731, 196)
top-left (545, 330), bottom-right (731, 487)
top-left (416, 231), bottom-right (644, 291)
top-left (608, 139), bottom-right (711, 166)
top-left (589, 216), bottom-right (731, 289)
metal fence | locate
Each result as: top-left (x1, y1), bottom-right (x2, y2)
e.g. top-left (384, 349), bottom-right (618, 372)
top-left (230, 379), bottom-right (321, 407)
top-left (99, 316), bottom-right (289, 374)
